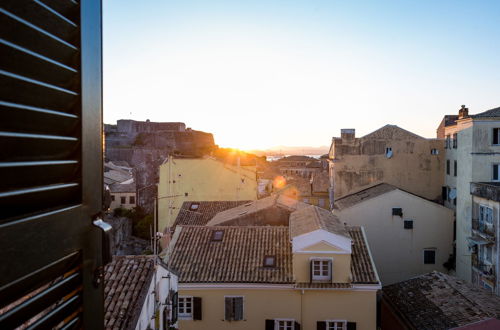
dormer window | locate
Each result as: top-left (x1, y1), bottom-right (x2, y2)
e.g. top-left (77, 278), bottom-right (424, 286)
top-left (189, 202), bottom-right (200, 211)
top-left (311, 259), bottom-right (332, 281)
top-left (212, 230), bottom-right (224, 241)
top-left (263, 255), bottom-right (276, 267)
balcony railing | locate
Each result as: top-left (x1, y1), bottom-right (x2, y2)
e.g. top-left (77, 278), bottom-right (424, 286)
top-left (471, 219), bottom-right (496, 238)
top-left (472, 255), bottom-right (496, 278)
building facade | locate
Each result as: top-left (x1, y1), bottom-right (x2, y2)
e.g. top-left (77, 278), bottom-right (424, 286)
top-left (328, 125), bottom-right (444, 202)
top-left (469, 182), bottom-right (500, 295)
top-left (158, 156), bottom-right (258, 231)
top-left (437, 106), bottom-right (500, 282)
top-left (164, 201), bottom-right (380, 330)
top-left (109, 183), bottom-right (136, 210)
top-left (334, 183), bottom-right (454, 285)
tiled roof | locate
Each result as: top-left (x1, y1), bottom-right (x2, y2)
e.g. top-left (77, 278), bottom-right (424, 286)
top-left (169, 226), bottom-right (293, 284)
top-left (109, 182), bottom-right (136, 193)
top-left (361, 124), bottom-right (425, 140)
top-left (290, 205), bottom-right (350, 239)
top-left (334, 183), bottom-right (397, 210)
top-left (278, 155), bottom-right (316, 162)
top-left (207, 195), bottom-right (308, 226)
top-left (104, 256), bottom-right (155, 330)
top-left (471, 106), bottom-right (500, 118)
top-left (295, 282), bottom-right (352, 289)
top-left (348, 227), bottom-right (379, 284)
top-left (383, 271), bottom-right (500, 329)
top-left (168, 224), bottom-right (378, 285)
top-left (173, 201), bottom-right (251, 227)
top-left (312, 172), bottom-right (330, 193)
top-left (444, 115), bottom-right (459, 127)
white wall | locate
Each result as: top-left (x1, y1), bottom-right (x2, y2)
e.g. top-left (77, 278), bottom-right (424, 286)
top-left (335, 189), bottom-right (454, 285)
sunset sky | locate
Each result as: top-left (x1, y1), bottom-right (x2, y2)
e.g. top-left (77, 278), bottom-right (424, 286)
top-left (103, 0), bottom-right (500, 150)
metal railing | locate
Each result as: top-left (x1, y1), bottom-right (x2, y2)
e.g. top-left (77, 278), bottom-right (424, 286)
top-left (471, 218), bottom-right (496, 237)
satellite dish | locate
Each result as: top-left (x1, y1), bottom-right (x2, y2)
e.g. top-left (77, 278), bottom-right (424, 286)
top-left (449, 188), bottom-right (457, 199)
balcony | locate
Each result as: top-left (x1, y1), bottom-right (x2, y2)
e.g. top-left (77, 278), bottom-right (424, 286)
top-left (472, 256), bottom-right (496, 279)
top-left (471, 182), bottom-right (500, 202)
top-left (471, 219), bottom-right (496, 240)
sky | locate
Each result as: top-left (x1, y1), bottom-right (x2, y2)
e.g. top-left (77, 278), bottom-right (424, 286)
top-left (103, 0), bottom-right (500, 150)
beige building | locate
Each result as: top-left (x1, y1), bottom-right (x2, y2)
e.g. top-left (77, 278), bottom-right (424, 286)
top-left (109, 183), bottom-right (136, 210)
top-left (334, 183), bottom-right (454, 285)
top-left (469, 182), bottom-right (500, 295)
top-left (164, 197), bottom-right (380, 330)
top-left (328, 125), bottom-right (444, 202)
top-left (276, 172), bottom-right (331, 210)
top-left (158, 156), bottom-right (258, 231)
top-left (437, 106), bottom-right (500, 282)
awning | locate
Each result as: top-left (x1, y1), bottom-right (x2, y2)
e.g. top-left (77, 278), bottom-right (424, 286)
top-left (467, 236), bottom-right (491, 245)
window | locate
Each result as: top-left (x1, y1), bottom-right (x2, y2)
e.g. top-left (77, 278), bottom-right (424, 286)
top-left (178, 296), bottom-right (193, 319)
top-left (327, 321), bottom-right (347, 330)
top-left (189, 202), bottom-right (200, 211)
top-left (264, 255), bottom-right (276, 267)
top-left (493, 128), bottom-right (500, 145)
top-left (404, 220), bottom-right (413, 229)
top-left (446, 160), bottom-right (450, 175)
top-left (225, 296), bottom-right (243, 321)
top-left (385, 147), bottom-right (393, 158)
top-left (423, 249), bottom-right (436, 264)
top-left (454, 160), bottom-right (457, 177)
top-left (311, 259), bottom-right (332, 281)
top-left (212, 230), bottom-right (224, 241)
top-left (129, 196), bottom-right (135, 204)
top-left (493, 164), bottom-right (500, 181)
top-left (453, 133), bottom-right (457, 148)
top-left (479, 205), bottom-right (493, 225)
top-left (392, 208), bottom-right (403, 217)
top-left (484, 246), bottom-right (493, 263)
top-left (442, 186), bottom-right (448, 200)
top-left (446, 135), bottom-right (451, 149)
top-left (275, 320), bottom-right (294, 330)
top-left (111, 195), bottom-right (115, 201)
top-left (120, 196), bottom-right (126, 204)
top-left (431, 148), bottom-right (439, 155)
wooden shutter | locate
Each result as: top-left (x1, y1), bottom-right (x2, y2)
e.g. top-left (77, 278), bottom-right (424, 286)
top-left (265, 319), bottom-right (275, 330)
top-left (193, 297), bottom-right (202, 320)
top-left (310, 260), bottom-right (314, 282)
top-left (494, 164), bottom-right (499, 181)
top-left (225, 297), bottom-right (233, 321)
top-left (0, 0), bottom-right (105, 329)
top-left (234, 297), bottom-right (244, 321)
top-left (171, 291), bottom-right (178, 324)
top-left (442, 186), bottom-right (447, 200)
top-left (317, 321), bottom-right (326, 330)
top-left (328, 260), bottom-right (333, 281)
top-left (493, 128), bottom-right (499, 145)
top-left (294, 321), bottom-right (301, 330)
top-left (347, 321), bottom-right (357, 330)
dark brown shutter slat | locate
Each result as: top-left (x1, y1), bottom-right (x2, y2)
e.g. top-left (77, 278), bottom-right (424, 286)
top-left (38, 0), bottom-right (80, 23)
top-left (193, 297), bottom-right (202, 320)
top-left (347, 322), bottom-right (357, 330)
top-left (266, 319), bottom-right (275, 330)
top-left (317, 321), bottom-right (326, 330)
top-left (224, 297), bottom-right (232, 321)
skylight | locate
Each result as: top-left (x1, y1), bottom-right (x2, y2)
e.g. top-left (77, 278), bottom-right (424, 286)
top-left (189, 203), bottom-right (200, 211)
top-left (263, 255), bottom-right (276, 267)
top-left (212, 230), bottom-right (224, 241)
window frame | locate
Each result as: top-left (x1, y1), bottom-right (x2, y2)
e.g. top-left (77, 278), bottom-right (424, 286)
top-left (454, 160), bottom-right (457, 177)
top-left (493, 128), bottom-right (500, 145)
top-left (224, 295), bottom-right (244, 321)
top-left (311, 258), bottom-right (332, 281)
top-left (178, 296), bottom-right (194, 320)
top-left (212, 230), bottom-right (224, 242)
top-left (404, 220), bottom-right (413, 230)
top-left (446, 160), bottom-right (450, 175)
top-left (120, 196), bottom-right (126, 204)
top-left (274, 319), bottom-right (295, 330)
top-left (423, 249), bottom-right (436, 265)
top-left (326, 320), bottom-right (347, 330)
top-left (446, 134), bottom-right (451, 149)
top-left (493, 164), bottom-right (500, 182)
top-left (452, 133), bottom-right (458, 148)
top-left (479, 205), bottom-right (493, 225)
top-left (129, 195), bottom-right (135, 204)
top-left (264, 255), bottom-right (276, 268)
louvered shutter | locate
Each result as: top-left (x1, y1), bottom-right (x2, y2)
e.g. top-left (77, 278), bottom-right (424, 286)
top-left (0, 0), bottom-right (104, 329)
top-left (310, 259), bottom-right (314, 282)
top-left (225, 297), bottom-right (233, 321)
top-left (234, 297), bottom-right (243, 321)
top-left (294, 321), bottom-right (301, 330)
top-left (193, 297), bottom-right (202, 320)
top-left (317, 321), bottom-right (327, 330)
top-left (347, 322), bottom-right (357, 330)
top-left (265, 319), bottom-right (275, 330)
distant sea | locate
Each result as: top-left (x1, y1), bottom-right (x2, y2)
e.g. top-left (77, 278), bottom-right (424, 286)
top-left (266, 155), bottom-right (322, 162)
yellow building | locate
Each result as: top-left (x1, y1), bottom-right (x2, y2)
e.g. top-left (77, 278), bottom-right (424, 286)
top-left (328, 125), bottom-right (444, 202)
top-left (164, 197), bottom-right (380, 330)
top-left (158, 156), bottom-right (258, 231)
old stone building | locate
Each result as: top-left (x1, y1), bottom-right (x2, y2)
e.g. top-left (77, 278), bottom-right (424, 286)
top-left (328, 125), bottom-right (444, 202)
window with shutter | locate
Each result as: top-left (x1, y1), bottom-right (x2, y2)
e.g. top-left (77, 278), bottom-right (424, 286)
top-left (493, 128), bottom-right (500, 145)
top-left (193, 297), bottom-right (202, 320)
top-left (0, 1), bottom-right (105, 329)
top-left (446, 160), bottom-right (450, 175)
top-left (326, 320), bottom-right (347, 329)
top-left (317, 321), bottom-right (327, 330)
top-left (311, 259), bottom-right (332, 281)
top-left (178, 296), bottom-right (193, 319)
top-left (453, 133), bottom-right (457, 148)
top-left (225, 296), bottom-right (244, 321)
top-left (493, 164), bottom-right (499, 181)
top-left (423, 249), bottom-right (436, 264)
top-left (454, 160), bottom-right (457, 177)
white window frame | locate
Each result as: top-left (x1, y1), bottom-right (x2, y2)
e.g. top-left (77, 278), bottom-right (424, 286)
top-left (479, 205), bottom-right (493, 225)
top-left (326, 320), bottom-right (347, 330)
top-left (482, 245), bottom-right (493, 264)
top-left (274, 319), bottom-right (295, 330)
top-left (431, 148), bottom-right (439, 155)
top-left (311, 258), bottom-right (332, 281)
top-left (224, 295), bottom-right (244, 321)
top-left (178, 296), bottom-right (193, 320)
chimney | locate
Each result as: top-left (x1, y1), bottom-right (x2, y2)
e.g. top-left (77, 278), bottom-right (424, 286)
top-left (458, 105), bottom-right (469, 119)
top-left (341, 129), bottom-right (355, 141)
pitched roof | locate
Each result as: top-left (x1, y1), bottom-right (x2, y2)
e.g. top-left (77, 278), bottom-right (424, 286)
top-left (278, 155), bottom-right (316, 162)
top-left (104, 256), bottom-right (155, 330)
top-left (348, 226), bottom-right (379, 284)
top-left (290, 205), bottom-right (350, 238)
top-left (207, 195), bottom-right (308, 226)
top-left (470, 106), bottom-right (500, 119)
top-left (173, 200), bottom-right (251, 227)
top-left (334, 183), bottom-right (398, 210)
top-left (443, 115), bottom-right (459, 127)
top-left (362, 124), bottom-right (425, 140)
top-left (383, 271), bottom-right (500, 329)
top-left (169, 226), bottom-right (293, 284)
top-left (109, 182), bottom-right (136, 193)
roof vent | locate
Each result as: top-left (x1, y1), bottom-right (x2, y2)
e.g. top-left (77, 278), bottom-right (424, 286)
top-left (212, 230), bottom-right (224, 241)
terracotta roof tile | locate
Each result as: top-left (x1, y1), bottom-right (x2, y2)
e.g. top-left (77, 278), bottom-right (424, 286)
top-left (383, 271), bottom-right (500, 329)
top-left (173, 200), bottom-right (251, 227)
top-left (334, 183), bottom-right (397, 210)
top-left (104, 256), bottom-right (154, 330)
top-left (290, 205), bottom-right (350, 238)
top-left (348, 226), bottom-right (379, 284)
